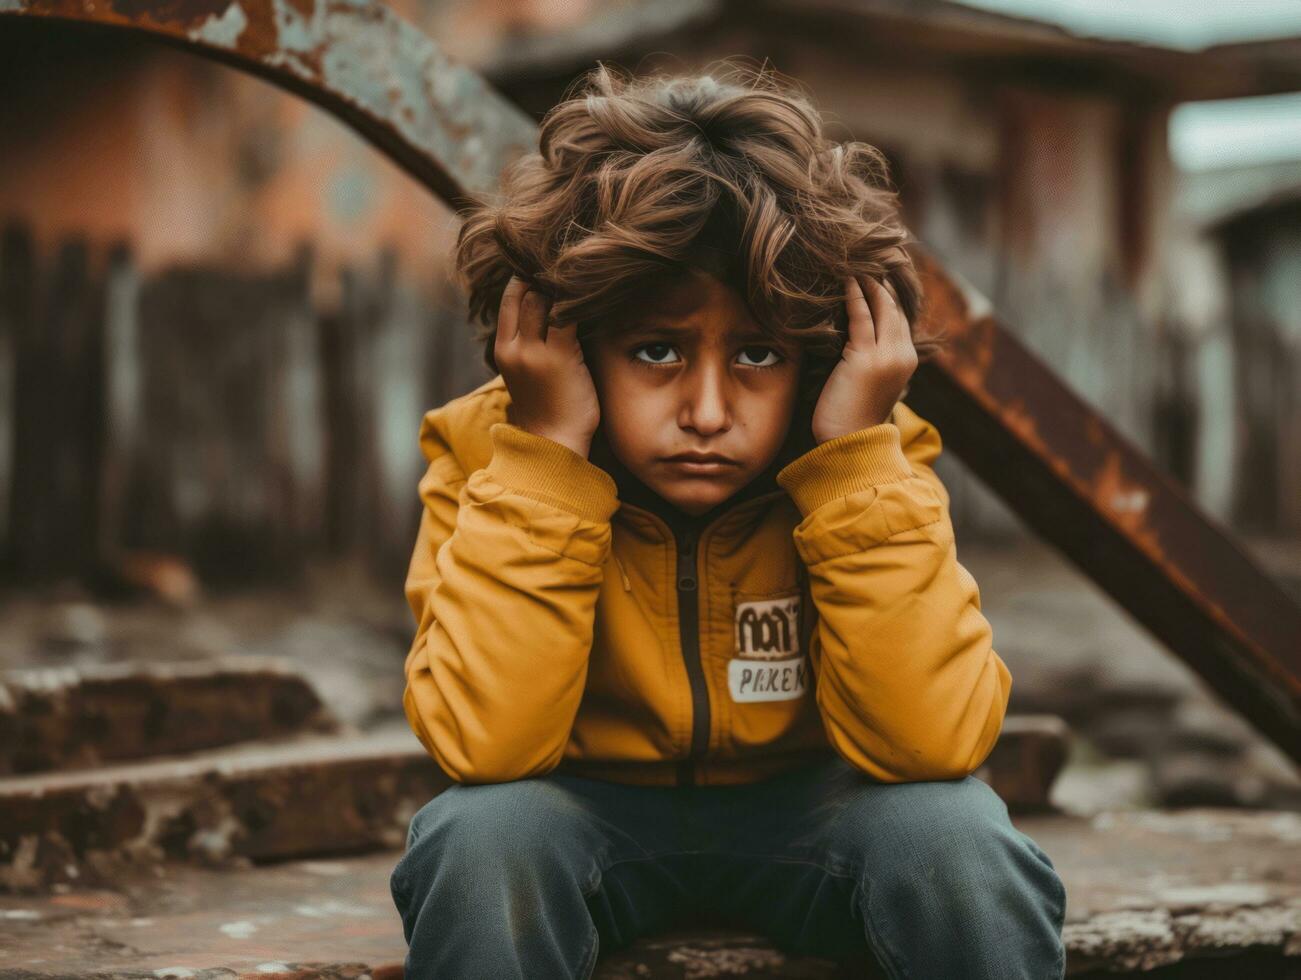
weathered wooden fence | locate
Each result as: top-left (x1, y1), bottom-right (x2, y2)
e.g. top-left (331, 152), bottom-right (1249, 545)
top-left (0, 220), bottom-right (490, 588)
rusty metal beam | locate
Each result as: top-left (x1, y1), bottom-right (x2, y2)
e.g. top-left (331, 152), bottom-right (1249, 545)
top-left (0, 0), bottom-right (537, 210)
top-left (905, 252), bottom-right (1301, 763)
top-left (3, 0), bottom-right (1299, 762)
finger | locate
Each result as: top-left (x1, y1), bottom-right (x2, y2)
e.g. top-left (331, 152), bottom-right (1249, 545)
top-left (843, 276), bottom-right (877, 348)
top-left (517, 288), bottom-right (550, 345)
top-left (498, 276), bottom-right (529, 343)
top-left (862, 276), bottom-right (894, 339)
top-left (546, 318), bottom-right (579, 350)
top-left (865, 275), bottom-right (910, 351)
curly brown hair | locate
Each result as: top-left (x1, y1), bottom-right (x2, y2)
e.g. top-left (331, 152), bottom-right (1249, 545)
top-left (454, 62), bottom-right (944, 406)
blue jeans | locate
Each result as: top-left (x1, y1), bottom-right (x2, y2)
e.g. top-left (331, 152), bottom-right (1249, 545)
top-left (389, 755), bottom-right (1067, 978)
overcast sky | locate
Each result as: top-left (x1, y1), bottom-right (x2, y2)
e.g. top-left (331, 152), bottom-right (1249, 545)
top-left (955, 0), bottom-right (1301, 48)
top-left (956, 0), bottom-right (1301, 171)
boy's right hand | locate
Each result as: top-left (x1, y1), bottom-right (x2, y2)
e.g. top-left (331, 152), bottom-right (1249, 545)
top-left (494, 276), bottom-right (601, 458)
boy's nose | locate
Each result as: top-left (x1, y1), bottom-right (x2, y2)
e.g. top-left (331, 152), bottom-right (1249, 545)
top-left (679, 362), bottom-right (732, 434)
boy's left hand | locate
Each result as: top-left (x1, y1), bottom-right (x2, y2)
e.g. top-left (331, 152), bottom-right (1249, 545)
top-left (810, 275), bottom-right (918, 445)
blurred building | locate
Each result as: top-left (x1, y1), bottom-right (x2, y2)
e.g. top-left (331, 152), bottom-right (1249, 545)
top-left (1175, 154), bottom-right (1301, 535)
top-left (1, 0), bottom-right (1298, 589)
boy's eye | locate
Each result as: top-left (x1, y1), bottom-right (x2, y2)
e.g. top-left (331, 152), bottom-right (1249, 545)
top-left (737, 345), bottom-right (783, 368)
top-left (631, 343), bottom-right (784, 369)
top-left (633, 342), bottom-right (680, 365)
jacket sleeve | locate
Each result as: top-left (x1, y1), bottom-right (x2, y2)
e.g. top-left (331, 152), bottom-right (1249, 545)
top-left (775, 405), bottom-right (1012, 782)
top-left (401, 416), bottom-right (620, 784)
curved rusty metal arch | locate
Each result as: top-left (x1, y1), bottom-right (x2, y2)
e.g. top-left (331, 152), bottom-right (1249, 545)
top-left (0, 0), bottom-right (537, 209)
top-left (3, 0), bottom-right (1299, 763)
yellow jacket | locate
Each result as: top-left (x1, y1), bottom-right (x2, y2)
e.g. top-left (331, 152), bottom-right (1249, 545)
top-left (402, 374), bottom-right (1012, 787)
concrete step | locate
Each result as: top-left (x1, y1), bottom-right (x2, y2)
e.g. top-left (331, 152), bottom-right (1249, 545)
top-left (0, 721), bottom-right (446, 891)
top-left (974, 712), bottom-right (1069, 812)
top-left (2, 713), bottom-right (1066, 895)
top-left (0, 657), bottom-right (339, 775)
top-left (0, 716), bottom-right (1067, 892)
top-left (0, 807), bottom-right (1297, 977)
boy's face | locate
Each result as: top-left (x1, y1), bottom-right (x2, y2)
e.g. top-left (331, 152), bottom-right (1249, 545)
top-left (587, 270), bottom-right (803, 518)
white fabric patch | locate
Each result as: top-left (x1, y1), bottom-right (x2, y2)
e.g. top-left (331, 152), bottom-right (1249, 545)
top-left (728, 656), bottom-right (808, 702)
top-left (730, 594), bottom-right (807, 702)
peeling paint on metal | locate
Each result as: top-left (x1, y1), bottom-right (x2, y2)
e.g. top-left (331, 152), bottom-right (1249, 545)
top-left (319, 20), bottom-right (386, 111)
top-left (187, 1), bottom-right (246, 47)
top-left (271, 0), bottom-right (318, 59)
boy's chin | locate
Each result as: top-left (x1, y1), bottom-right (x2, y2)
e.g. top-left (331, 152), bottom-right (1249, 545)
top-left (657, 482), bottom-right (739, 517)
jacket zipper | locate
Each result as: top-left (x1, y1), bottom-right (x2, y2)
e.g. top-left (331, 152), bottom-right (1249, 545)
top-left (613, 556), bottom-right (632, 591)
top-left (674, 525), bottom-right (708, 787)
top-left (613, 493), bottom-right (787, 788)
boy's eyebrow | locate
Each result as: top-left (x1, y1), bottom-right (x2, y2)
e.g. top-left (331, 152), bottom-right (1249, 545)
top-left (628, 321), bottom-right (693, 335)
top-left (627, 319), bottom-right (772, 341)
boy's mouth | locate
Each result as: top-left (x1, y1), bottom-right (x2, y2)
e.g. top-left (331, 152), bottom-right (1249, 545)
top-left (661, 453), bottom-right (741, 476)
top-left (662, 452), bottom-right (738, 464)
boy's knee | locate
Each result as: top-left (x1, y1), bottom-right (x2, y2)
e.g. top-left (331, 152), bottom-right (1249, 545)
top-left (831, 776), bottom-right (1066, 973)
top-left (834, 775), bottom-right (1064, 905)
top-left (390, 780), bottom-right (608, 978)
top-left (837, 773), bottom-right (1007, 841)
top-left (397, 779), bottom-right (597, 886)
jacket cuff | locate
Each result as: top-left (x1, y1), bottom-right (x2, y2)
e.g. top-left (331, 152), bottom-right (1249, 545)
top-left (485, 422), bottom-right (620, 524)
top-left (776, 422), bottom-right (914, 515)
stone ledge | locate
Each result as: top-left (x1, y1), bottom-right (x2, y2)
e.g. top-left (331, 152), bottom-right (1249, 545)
top-left (0, 722), bottom-right (447, 891)
top-left (0, 658), bottom-right (339, 775)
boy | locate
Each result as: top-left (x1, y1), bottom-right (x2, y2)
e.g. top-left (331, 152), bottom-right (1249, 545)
top-left (390, 65), bottom-right (1066, 978)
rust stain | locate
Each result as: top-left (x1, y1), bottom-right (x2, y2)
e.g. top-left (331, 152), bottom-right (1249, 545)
top-left (1085, 413), bottom-right (1106, 446)
top-left (109, 0), bottom-right (231, 26)
top-left (231, 0), bottom-right (278, 61)
top-left (1093, 451), bottom-right (1151, 535)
